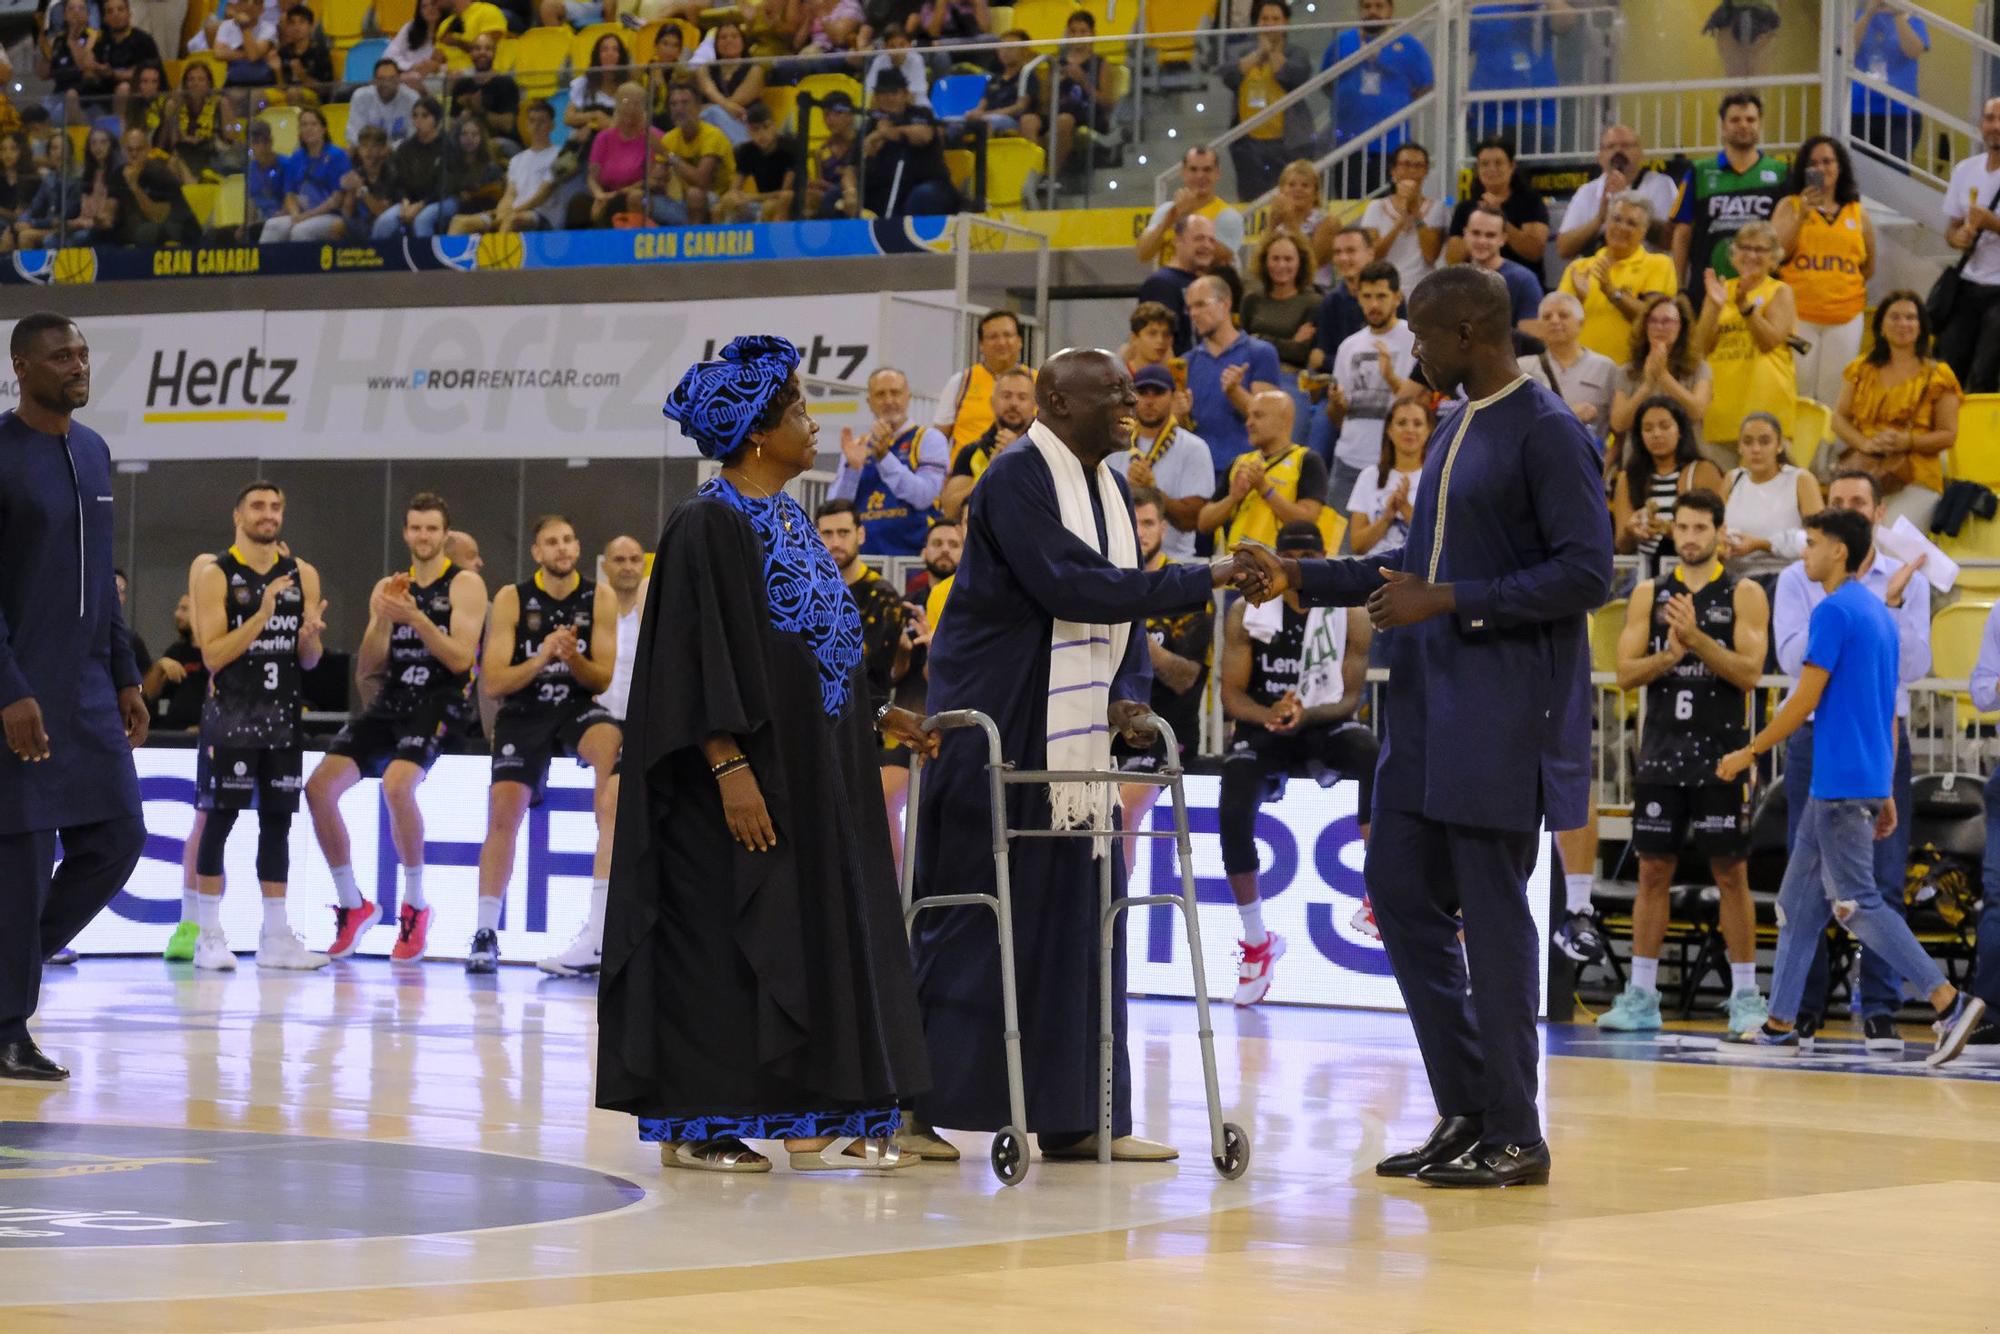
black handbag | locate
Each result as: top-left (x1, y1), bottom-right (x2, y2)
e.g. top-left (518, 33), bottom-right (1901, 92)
top-left (1929, 178), bottom-right (2000, 327)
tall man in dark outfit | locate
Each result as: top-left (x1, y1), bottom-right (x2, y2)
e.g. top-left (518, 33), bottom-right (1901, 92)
top-left (1237, 267), bottom-right (1614, 1187)
top-left (0, 314), bottom-right (150, 1081)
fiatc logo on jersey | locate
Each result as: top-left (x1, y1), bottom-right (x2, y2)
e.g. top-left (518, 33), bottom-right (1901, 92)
top-left (144, 346), bottom-right (297, 424)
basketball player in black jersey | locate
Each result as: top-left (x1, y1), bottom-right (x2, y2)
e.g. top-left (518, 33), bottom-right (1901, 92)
top-left (1602, 489), bottom-right (1771, 1036)
top-left (469, 514), bottom-right (620, 973)
top-left (307, 492), bottom-right (488, 963)
top-left (188, 483), bottom-right (330, 972)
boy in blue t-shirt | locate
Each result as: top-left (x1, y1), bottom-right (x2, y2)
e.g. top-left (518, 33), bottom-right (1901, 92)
top-left (1716, 507), bottom-right (1985, 1064)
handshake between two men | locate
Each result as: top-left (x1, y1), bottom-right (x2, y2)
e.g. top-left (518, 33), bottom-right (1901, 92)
top-left (1214, 541), bottom-right (1456, 631)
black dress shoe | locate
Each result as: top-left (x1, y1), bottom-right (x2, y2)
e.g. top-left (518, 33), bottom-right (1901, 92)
top-left (1376, 1115), bottom-right (1483, 1178)
top-left (0, 1038), bottom-right (68, 1082)
top-left (1416, 1139), bottom-right (1551, 1188)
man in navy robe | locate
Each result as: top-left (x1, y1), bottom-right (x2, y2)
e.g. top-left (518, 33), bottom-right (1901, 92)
top-left (1239, 267), bottom-right (1614, 1187)
top-left (0, 314), bottom-right (149, 1082)
top-left (907, 348), bottom-right (1245, 1160)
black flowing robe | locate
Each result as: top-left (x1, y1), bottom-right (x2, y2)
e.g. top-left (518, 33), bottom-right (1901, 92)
top-left (595, 484), bottom-right (931, 1134)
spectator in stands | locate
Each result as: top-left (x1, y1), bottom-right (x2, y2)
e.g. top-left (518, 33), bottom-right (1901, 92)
top-left (1672, 91), bottom-right (1787, 303)
top-left (1360, 141), bottom-right (1445, 296)
top-left (1136, 212), bottom-right (1212, 355)
top-left (1264, 160), bottom-right (1332, 282)
top-left (372, 95), bottom-right (448, 238)
top-left (1557, 191), bottom-right (1675, 362)
top-left (1301, 224), bottom-right (1377, 463)
top-left (1775, 135), bottom-right (1874, 408)
top-left (415, 113), bottom-right (501, 236)
top-left (386, 0), bottom-right (448, 86)
top-left (1037, 10), bottom-right (1118, 185)
top-left (1555, 123), bottom-right (1678, 261)
top-left (233, 117), bottom-right (285, 240)
top-left (438, 0), bottom-right (508, 58)
top-left (269, 3), bottom-right (332, 105)
top-left (1465, 0), bottom-right (1574, 151)
top-left (258, 105), bottom-right (346, 242)
top-left (1721, 411), bottom-right (1822, 583)
top-left (1457, 203), bottom-right (1542, 334)
top-left (1695, 220), bottom-right (1798, 452)
top-left (213, 0), bottom-right (277, 87)
top-left (153, 593), bottom-right (210, 730)
top-left (1185, 274), bottom-right (1281, 485)
top-left (1850, 1), bottom-right (1929, 164)
top-left (159, 62), bottom-right (221, 176)
top-left (1220, 0), bottom-right (1309, 201)
top-left (1611, 293), bottom-right (1713, 443)
top-left (830, 366), bottom-right (950, 557)
top-left (79, 0), bottom-right (160, 111)
top-left (650, 81), bottom-right (734, 226)
top-left (127, 0), bottom-right (183, 63)
top-left (1347, 396), bottom-right (1431, 556)
top-left (804, 90), bottom-right (860, 219)
top-left (917, 0), bottom-right (989, 47)
top-left (938, 363), bottom-right (1035, 522)
top-left (570, 82), bottom-right (657, 227)
top-left (795, 0), bottom-right (867, 57)
top-left (932, 309), bottom-right (1027, 461)
top-left (452, 32), bottom-right (522, 154)
top-left (863, 26), bottom-right (930, 109)
top-left (1322, 260), bottom-right (1417, 513)
top-left (449, 99), bottom-right (565, 234)
top-left (1199, 389), bottom-right (1325, 551)
top-left (1106, 363), bottom-right (1213, 559)
top-left (340, 122), bottom-right (395, 235)
top-left (0, 134), bottom-right (41, 250)
top-left (718, 103), bottom-right (795, 221)
top-left (9, 131), bottom-right (82, 249)
top-left (1940, 97), bottom-right (2000, 394)
top-left (1240, 228), bottom-right (1317, 426)
top-left (350, 59), bottom-right (419, 148)
top-left (566, 34), bottom-right (628, 149)
top-left (1446, 135), bottom-right (1548, 275)
top-left (862, 69), bottom-right (956, 218)
top-left (642, 24), bottom-right (686, 120)
top-left (1325, 0), bottom-right (1435, 199)
top-left (1135, 145), bottom-right (1243, 267)
top-left (958, 28), bottom-right (1034, 140)
top-left (36, 0), bottom-right (94, 116)
top-left (691, 22), bottom-right (764, 149)
top-left (114, 122), bottom-right (199, 244)
top-left (1833, 291), bottom-right (1961, 530)
top-left (815, 499), bottom-right (910, 736)
top-left (1520, 291), bottom-right (1616, 447)
top-left (1704, 0), bottom-right (1779, 81)
top-left (1599, 488), bottom-right (1771, 1038)
top-left (1613, 395), bottom-right (1724, 576)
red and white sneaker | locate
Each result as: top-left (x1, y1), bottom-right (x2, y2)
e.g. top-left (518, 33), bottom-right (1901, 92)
top-left (326, 900), bottom-right (379, 959)
top-left (1349, 898), bottom-right (1381, 940)
top-left (389, 904), bottom-right (432, 963)
top-left (1233, 932), bottom-right (1287, 1007)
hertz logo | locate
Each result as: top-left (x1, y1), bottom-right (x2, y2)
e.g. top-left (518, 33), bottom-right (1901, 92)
top-left (144, 348), bottom-right (297, 424)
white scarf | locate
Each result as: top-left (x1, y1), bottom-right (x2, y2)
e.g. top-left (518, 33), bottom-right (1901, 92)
top-left (1029, 419), bottom-right (1136, 832)
top-left (1241, 597), bottom-right (1346, 709)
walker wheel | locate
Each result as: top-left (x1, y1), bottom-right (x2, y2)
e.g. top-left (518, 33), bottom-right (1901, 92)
top-left (991, 1126), bottom-right (1028, 1186)
top-left (1214, 1122), bottom-right (1249, 1180)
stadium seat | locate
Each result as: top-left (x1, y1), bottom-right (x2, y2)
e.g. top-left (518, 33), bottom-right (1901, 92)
top-left (1949, 395), bottom-right (2000, 488)
top-left (929, 73), bottom-right (987, 121)
top-left (375, 0), bottom-right (416, 36)
top-left (546, 88), bottom-right (571, 145)
top-left (1942, 513), bottom-right (2000, 594)
top-left (944, 147), bottom-right (976, 197)
top-left (507, 26), bottom-right (573, 96)
top-left (321, 100), bottom-right (349, 145)
top-left (180, 181), bottom-right (220, 228)
top-left (344, 35), bottom-right (389, 83)
top-left (987, 4), bottom-right (1013, 31)
top-left (759, 85), bottom-right (798, 132)
top-left (1788, 396), bottom-right (1830, 472)
top-left (571, 22), bottom-right (630, 73)
top-left (982, 135), bottom-right (1044, 209)
top-left (258, 105), bottom-right (301, 155)
top-left (1930, 600), bottom-right (1999, 728)
top-left (319, 0), bottom-right (370, 41)
top-left (1011, 0), bottom-right (1071, 48)
top-left (1142, 0), bottom-right (1212, 71)
top-left (210, 175), bottom-right (247, 228)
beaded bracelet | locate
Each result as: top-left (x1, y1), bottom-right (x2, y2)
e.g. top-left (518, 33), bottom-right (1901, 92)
top-left (711, 755), bottom-right (749, 778)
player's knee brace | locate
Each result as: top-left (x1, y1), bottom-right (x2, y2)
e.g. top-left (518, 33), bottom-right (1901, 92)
top-left (195, 808), bottom-right (240, 877)
top-left (256, 810), bottom-right (292, 884)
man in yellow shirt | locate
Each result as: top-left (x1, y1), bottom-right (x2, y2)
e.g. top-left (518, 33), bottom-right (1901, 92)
top-left (1196, 389), bottom-right (1332, 552)
top-left (651, 81), bottom-right (736, 226)
top-left (437, 0), bottom-right (507, 55)
top-left (1557, 192), bottom-right (1677, 362)
top-left (932, 310), bottom-right (1028, 460)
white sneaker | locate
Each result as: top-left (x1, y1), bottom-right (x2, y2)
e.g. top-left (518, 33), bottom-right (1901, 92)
top-left (256, 928), bottom-right (331, 971)
top-left (537, 928), bottom-right (603, 978)
top-left (193, 929), bottom-right (237, 972)
top-left (1232, 932), bottom-right (1287, 1007)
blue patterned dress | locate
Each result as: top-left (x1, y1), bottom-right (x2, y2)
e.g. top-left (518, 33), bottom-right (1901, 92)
top-left (596, 476), bottom-right (931, 1144)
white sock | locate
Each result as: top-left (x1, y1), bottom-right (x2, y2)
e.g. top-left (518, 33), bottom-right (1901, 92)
top-left (180, 889), bottom-right (200, 923)
top-left (401, 865), bottom-right (427, 911)
top-left (261, 897), bottom-right (289, 936)
top-left (329, 864), bottom-right (363, 910)
top-left (477, 896), bottom-right (502, 933)
top-left (196, 893), bottom-right (223, 934)
top-left (1731, 962), bottom-right (1759, 996)
top-left (1564, 873), bottom-right (1595, 916)
top-left (1630, 956), bottom-right (1660, 994)
top-left (1237, 899), bottom-right (1267, 946)
top-left (587, 879), bottom-right (609, 948)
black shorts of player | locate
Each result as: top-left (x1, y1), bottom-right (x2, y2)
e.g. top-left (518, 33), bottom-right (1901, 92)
top-left (1218, 723), bottom-right (1379, 875)
top-left (1630, 781), bottom-right (1752, 860)
top-left (1112, 735), bottom-right (1190, 775)
top-left (492, 703), bottom-right (619, 804)
top-left (328, 696), bottom-right (465, 779)
top-left (196, 743), bottom-right (304, 814)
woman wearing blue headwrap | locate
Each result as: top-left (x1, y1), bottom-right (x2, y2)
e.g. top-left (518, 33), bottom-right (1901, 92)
top-left (595, 336), bottom-right (937, 1173)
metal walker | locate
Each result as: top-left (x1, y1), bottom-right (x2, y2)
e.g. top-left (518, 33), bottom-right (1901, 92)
top-left (898, 709), bottom-right (1250, 1187)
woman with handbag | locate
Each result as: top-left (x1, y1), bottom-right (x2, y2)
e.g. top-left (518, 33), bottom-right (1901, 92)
top-left (1833, 290), bottom-right (1962, 529)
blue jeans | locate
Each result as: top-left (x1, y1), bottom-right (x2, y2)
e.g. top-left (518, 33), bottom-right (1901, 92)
top-left (1305, 401), bottom-right (1337, 465)
top-left (372, 206), bottom-right (410, 240)
top-left (413, 197), bottom-right (459, 239)
top-left (1784, 720), bottom-right (1913, 1019)
top-left (1976, 769), bottom-right (2000, 1008)
top-left (1325, 458), bottom-right (1364, 518)
top-left (1769, 796), bottom-right (1946, 1024)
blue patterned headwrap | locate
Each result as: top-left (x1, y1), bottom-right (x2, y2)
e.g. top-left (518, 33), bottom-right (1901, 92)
top-left (662, 335), bottom-right (804, 460)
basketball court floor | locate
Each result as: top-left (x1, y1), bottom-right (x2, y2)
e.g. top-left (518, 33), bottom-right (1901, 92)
top-left (3, 960), bottom-right (1996, 1331)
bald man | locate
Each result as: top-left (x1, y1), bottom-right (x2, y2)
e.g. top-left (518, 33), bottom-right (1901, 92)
top-left (442, 531), bottom-right (484, 574)
top-left (1235, 267), bottom-right (1613, 1188)
top-left (1196, 387), bottom-right (1327, 553)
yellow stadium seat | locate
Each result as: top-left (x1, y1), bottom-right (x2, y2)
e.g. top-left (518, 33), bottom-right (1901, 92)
top-left (981, 135), bottom-right (1044, 209)
top-left (1080, 0), bottom-right (1138, 61)
top-left (258, 105), bottom-right (300, 155)
top-left (1011, 0), bottom-right (1071, 48)
top-left (1789, 396), bottom-right (1830, 471)
top-left (987, 3), bottom-right (1013, 31)
top-left (210, 175), bottom-right (247, 228)
top-left (66, 125), bottom-right (88, 164)
top-left (180, 181), bottom-right (219, 227)
top-left (1941, 512), bottom-right (2000, 594)
top-left (321, 100), bottom-right (349, 145)
top-left (1949, 394), bottom-right (2000, 488)
top-left (759, 84), bottom-right (797, 132)
top-left (375, 0), bottom-right (417, 35)
top-left (507, 25), bottom-right (573, 96)
top-left (164, 56), bottom-right (184, 86)
top-left (319, 0), bottom-right (370, 41)
top-left (944, 147), bottom-right (975, 195)
top-left (1142, 0), bottom-right (1212, 68)
top-left (1931, 600), bottom-right (2000, 727)
top-left (571, 21), bottom-right (631, 72)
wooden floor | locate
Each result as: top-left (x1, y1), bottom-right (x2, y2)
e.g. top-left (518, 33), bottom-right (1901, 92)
top-left (5, 959), bottom-right (1999, 1332)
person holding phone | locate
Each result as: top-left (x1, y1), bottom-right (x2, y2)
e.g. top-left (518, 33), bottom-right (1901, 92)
top-left (1775, 135), bottom-right (1875, 407)
top-left (1555, 124), bottom-right (1678, 261)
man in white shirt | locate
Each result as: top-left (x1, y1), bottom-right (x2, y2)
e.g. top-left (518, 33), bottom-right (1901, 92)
top-left (1556, 123), bottom-right (1680, 260)
top-left (1105, 362), bottom-right (1215, 560)
top-left (1519, 291), bottom-right (1618, 447)
top-left (1323, 260), bottom-right (1419, 514)
top-left (1941, 96), bottom-right (2000, 393)
top-left (348, 57), bottom-right (419, 148)
top-left (1359, 141), bottom-right (1448, 296)
top-left (1134, 145), bottom-right (1246, 266)
top-left (449, 99), bottom-right (566, 235)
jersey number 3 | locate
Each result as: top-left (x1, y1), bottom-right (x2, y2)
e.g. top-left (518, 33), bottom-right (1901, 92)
top-left (263, 661), bottom-right (281, 691)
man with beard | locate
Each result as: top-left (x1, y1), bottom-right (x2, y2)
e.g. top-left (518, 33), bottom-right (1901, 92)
top-left (1324, 260), bottom-right (1421, 513)
top-left (1105, 363), bottom-right (1212, 560)
top-left (877, 519), bottom-right (962, 884)
top-left (449, 31), bottom-right (521, 151)
top-left (187, 480), bottom-right (331, 972)
top-left (0, 314), bottom-right (149, 1081)
top-left (933, 310), bottom-right (1030, 460)
top-left (470, 515), bottom-right (619, 974)
top-left (939, 367), bottom-right (1035, 522)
